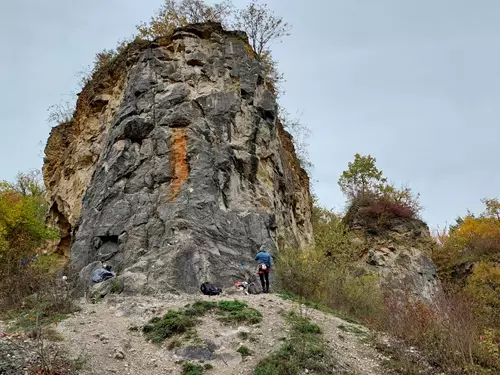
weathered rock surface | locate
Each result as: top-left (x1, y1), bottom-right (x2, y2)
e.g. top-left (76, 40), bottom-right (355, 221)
top-left (346, 207), bottom-right (438, 303)
top-left (43, 23), bottom-right (313, 293)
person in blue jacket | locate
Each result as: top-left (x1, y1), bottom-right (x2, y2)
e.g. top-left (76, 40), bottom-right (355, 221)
top-left (255, 245), bottom-right (272, 293)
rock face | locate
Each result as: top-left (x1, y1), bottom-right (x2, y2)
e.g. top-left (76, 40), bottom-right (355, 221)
top-left (346, 207), bottom-right (438, 303)
top-left (43, 23), bottom-right (313, 293)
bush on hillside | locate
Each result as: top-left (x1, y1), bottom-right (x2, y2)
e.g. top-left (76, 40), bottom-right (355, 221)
top-left (276, 245), bottom-right (383, 323)
top-left (310, 203), bottom-right (357, 260)
top-left (380, 285), bottom-right (499, 373)
top-left (432, 199), bottom-right (500, 337)
top-left (464, 262), bottom-right (500, 328)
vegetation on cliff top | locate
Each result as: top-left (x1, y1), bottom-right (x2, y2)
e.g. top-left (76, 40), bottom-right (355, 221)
top-left (49, 0), bottom-right (312, 173)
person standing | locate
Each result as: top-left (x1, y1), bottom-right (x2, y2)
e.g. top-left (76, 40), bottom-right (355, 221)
top-left (255, 245), bottom-right (272, 293)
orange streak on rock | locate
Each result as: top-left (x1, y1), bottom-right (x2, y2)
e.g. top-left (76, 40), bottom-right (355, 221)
top-left (169, 128), bottom-right (189, 201)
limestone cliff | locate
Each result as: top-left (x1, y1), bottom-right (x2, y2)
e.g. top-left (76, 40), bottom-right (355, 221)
top-left (345, 205), bottom-right (438, 303)
top-left (43, 23), bottom-right (313, 293)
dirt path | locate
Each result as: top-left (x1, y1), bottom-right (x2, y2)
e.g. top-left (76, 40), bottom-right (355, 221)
top-left (53, 291), bottom-right (384, 375)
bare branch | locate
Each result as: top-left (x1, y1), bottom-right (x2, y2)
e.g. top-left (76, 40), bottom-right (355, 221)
top-left (232, 1), bottom-right (291, 56)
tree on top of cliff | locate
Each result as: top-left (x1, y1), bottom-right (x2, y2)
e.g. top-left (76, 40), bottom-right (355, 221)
top-left (135, 0), bottom-right (290, 57)
top-left (232, 0), bottom-right (290, 95)
top-left (232, 0), bottom-right (291, 57)
top-left (338, 154), bottom-right (387, 200)
top-left (135, 0), bottom-right (289, 91)
top-left (339, 153), bottom-right (421, 221)
top-left (136, 0), bottom-right (234, 40)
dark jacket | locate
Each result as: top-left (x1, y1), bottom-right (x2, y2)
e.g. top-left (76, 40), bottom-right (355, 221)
top-left (255, 251), bottom-right (272, 268)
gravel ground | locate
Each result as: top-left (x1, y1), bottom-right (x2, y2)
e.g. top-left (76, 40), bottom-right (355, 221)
top-left (1, 291), bottom-right (387, 375)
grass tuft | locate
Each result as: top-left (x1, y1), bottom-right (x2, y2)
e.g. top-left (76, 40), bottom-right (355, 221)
top-left (254, 312), bottom-right (337, 375)
top-left (237, 345), bottom-right (252, 357)
top-left (143, 310), bottom-right (197, 343)
top-left (182, 361), bottom-right (205, 375)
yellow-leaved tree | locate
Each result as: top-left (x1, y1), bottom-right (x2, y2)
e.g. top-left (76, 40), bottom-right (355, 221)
top-left (0, 171), bottom-right (58, 308)
top-left (433, 198), bottom-right (500, 359)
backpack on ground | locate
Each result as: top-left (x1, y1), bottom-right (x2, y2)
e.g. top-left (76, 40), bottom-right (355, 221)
top-left (247, 282), bottom-right (262, 294)
top-left (200, 282), bottom-right (222, 296)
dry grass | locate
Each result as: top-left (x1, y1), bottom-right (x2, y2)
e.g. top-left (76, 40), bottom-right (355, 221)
top-left (378, 286), bottom-right (499, 374)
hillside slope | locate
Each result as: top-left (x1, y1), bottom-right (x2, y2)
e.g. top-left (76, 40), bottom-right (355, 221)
top-left (57, 293), bottom-right (384, 374)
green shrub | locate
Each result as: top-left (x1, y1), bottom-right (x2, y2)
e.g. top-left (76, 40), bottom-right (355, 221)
top-left (237, 345), bottom-right (252, 357)
top-left (216, 300), bottom-right (262, 325)
top-left (143, 310), bottom-right (197, 343)
top-left (0, 171), bottom-right (60, 310)
top-left (182, 361), bottom-right (205, 375)
top-left (218, 300), bottom-right (248, 312)
top-left (291, 314), bottom-right (321, 334)
top-left (184, 301), bottom-right (218, 316)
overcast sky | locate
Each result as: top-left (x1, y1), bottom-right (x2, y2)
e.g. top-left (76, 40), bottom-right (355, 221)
top-left (1, 0), bottom-right (499, 229)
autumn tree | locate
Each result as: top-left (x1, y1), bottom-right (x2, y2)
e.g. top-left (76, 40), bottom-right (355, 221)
top-left (437, 198), bottom-right (500, 266)
top-left (482, 198), bottom-right (500, 220)
top-left (5, 170), bottom-right (45, 197)
top-left (433, 199), bottom-right (500, 335)
top-left (0, 172), bottom-right (57, 305)
top-left (232, 0), bottom-right (290, 57)
top-left (136, 0), bottom-right (234, 40)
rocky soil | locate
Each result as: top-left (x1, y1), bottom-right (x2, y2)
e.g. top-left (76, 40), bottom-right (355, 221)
top-left (1, 291), bottom-right (387, 375)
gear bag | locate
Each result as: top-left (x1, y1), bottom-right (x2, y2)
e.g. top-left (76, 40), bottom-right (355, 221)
top-left (200, 282), bottom-right (222, 296)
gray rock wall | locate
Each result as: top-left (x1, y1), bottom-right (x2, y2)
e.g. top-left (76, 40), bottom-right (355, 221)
top-left (348, 212), bottom-right (439, 303)
top-left (47, 23), bottom-right (313, 294)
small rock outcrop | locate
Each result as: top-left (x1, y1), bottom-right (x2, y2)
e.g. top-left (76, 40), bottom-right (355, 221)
top-left (43, 23), bottom-right (313, 293)
top-left (346, 206), bottom-right (438, 303)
